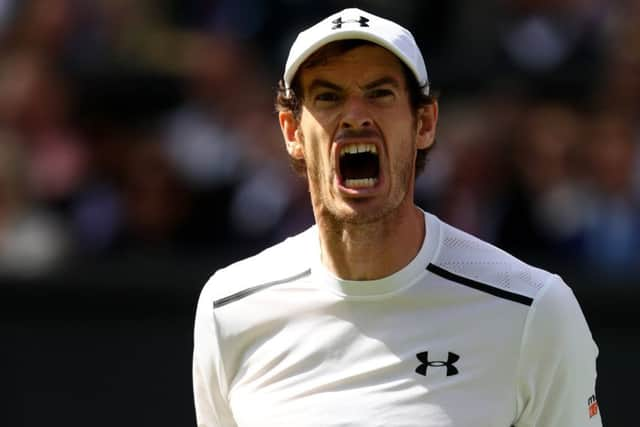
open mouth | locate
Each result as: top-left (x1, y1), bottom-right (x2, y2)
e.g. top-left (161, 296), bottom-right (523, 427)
top-left (339, 143), bottom-right (380, 189)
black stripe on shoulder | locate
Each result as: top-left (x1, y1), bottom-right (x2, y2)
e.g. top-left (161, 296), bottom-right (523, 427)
top-left (426, 263), bottom-right (533, 307)
top-left (213, 269), bottom-right (311, 309)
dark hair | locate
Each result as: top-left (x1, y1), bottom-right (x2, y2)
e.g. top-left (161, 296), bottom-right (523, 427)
top-left (275, 39), bottom-right (437, 177)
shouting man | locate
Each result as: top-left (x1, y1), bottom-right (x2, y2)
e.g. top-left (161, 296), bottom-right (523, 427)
top-left (193, 8), bottom-right (601, 426)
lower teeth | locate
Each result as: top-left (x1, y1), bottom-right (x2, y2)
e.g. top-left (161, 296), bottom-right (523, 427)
top-left (345, 178), bottom-right (377, 188)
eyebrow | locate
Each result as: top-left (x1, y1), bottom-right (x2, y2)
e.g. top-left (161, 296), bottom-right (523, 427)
top-left (361, 76), bottom-right (401, 90)
top-left (306, 76), bottom-right (401, 95)
top-left (307, 79), bottom-right (343, 94)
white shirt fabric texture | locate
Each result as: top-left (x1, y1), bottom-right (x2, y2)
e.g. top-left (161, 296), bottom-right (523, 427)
top-left (193, 211), bottom-right (601, 427)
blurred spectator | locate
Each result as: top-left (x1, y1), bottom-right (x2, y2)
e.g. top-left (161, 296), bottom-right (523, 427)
top-left (112, 134), bottom-right (194, 253)
top-left (599, 0), bottom-right (640, 118)
top-left (495, 102), bottom-right (589, 260)
top-left (417, 97), bottom-right (516, 242)
top-left (0, 0), bottom-right (76, 58)
top-left (0, 134), bottom-right (70, 277)
top-left (580, 112), bottom-right (640, 273)
top-left (162, 33), bottom-right (312, 249)
top-left (162, 36), bottom-right (246, 191)
top-left (0, 51), bottom-right (89, 208)
top-left (496, 0), bottom-right (608, 100)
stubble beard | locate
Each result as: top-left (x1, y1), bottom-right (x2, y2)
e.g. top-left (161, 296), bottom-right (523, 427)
top-left (306, 134), bottom-right (417, 235)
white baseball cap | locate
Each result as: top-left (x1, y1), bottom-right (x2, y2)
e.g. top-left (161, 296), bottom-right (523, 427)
top-left (283, 8), bottom-right (429, 96)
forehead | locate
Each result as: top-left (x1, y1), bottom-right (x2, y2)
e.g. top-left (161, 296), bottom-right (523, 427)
top-left (298, 44), bottom-right (405, 91)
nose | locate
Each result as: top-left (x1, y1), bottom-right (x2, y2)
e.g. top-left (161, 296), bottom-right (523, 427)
top-left (339, 95), bottom-right (372, 129)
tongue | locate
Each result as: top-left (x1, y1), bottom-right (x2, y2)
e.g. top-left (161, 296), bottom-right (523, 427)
top-left (340, 152), bottom-right (379, 180)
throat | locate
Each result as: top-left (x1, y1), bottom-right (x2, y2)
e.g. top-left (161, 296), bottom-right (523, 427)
top-left (317, 207), bottom-right (426, 281)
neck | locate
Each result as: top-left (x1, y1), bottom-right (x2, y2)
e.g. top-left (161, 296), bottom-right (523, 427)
top-left (316, 203), bottom-right (425, 281)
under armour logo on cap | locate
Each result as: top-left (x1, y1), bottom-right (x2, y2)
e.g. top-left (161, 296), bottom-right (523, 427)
top-left (331, 16), bottom-right (370, 30)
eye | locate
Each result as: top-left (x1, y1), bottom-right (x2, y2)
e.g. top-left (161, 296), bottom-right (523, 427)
top-left (315, 92), bottom-right (341, 103)
top-left (367, 88), bottom-right (395, 102)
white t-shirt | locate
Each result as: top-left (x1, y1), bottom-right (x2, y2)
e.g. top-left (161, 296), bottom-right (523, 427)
top-left (193, 212), bottom-right (601, 426)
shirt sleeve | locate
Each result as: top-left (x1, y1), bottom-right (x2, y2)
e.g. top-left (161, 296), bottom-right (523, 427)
top-left (514, 275), bottom-right (602, 427)
top-left (193, 278), bottom-right (238, 427)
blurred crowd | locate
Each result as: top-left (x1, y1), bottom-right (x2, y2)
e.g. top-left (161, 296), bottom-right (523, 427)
top-left (0, 0), bottom-right (638, 279)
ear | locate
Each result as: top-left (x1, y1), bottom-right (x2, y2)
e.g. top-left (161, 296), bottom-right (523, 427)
top-left (279, 111), bottom-right (305, 159)
top-left (415, 101), bottom-right (438, 150)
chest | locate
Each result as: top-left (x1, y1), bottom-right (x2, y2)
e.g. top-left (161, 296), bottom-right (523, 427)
top-left (222, 297), bottom-right (525, 426)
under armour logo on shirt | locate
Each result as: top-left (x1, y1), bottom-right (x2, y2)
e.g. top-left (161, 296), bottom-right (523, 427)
top-left (331, 16), bottom-right (370, 30)
top-left (415, 351), bottom-right (460, 376)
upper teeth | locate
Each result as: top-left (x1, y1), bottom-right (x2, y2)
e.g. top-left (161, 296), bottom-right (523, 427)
top-left (340, 143), bottom-right (377, 156)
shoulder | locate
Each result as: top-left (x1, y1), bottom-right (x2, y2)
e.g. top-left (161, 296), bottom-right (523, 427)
top-left (427, 215), bottom-right (594, 338)
top-left (428, 215), bottom-right (559, 307)
top-left (197, 226), bottom-right (316, 307)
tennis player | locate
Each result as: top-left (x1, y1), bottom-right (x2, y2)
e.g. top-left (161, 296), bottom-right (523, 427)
top-left (193, 8), bottom-right (601, 426)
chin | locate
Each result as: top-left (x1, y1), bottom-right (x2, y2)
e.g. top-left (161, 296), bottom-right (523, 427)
top-left (328, 201), bottom-right (397, 226)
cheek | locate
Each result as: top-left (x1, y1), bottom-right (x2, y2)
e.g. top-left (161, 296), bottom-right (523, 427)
top-left (383, 117), bottom-right (417, 151)
top-left (378, 104), bottom-right (415, 133)
top-left (386, 132), bottom-right (419, 176)
top-left (296, 130), bottom-right (322, 178)
top-left (300, 121), bottom-right (332, 163)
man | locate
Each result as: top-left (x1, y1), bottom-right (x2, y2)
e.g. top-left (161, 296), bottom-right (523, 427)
top-left (193, 8), bottom-right (601, 426)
